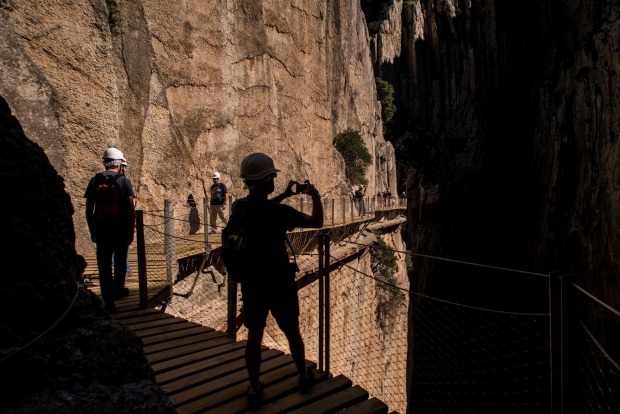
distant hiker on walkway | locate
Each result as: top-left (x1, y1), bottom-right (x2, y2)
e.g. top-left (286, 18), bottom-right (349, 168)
top-left (187, 194), bottom-right (200, 235)
top-left (354, 184), bottom-right (365, 215)
top-left (85, 147), bottom-right (135, 313)
top-left (222, 153), bottom-right (323, 409)
top-left (209, 171), bottom-right (228, 233)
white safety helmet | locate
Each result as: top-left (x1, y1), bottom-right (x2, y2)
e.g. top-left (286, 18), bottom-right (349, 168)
top-left (102, 147), bottom-right (124, 167)
top-left (121, 159), bottom-right (128, 167)
top-left (240, 153), bottom-right (280, 181)
top-left (212, 171), bottom-right (221, 179)
top-left (102, 147), bottom-right (124, 160)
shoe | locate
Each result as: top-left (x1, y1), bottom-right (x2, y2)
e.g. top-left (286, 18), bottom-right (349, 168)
top-left (114, 288), bottom-right (129, 299)
top-left (299, 368), bottom-right (315, 393)
top-left (247, 382), bottom-right (264, 410)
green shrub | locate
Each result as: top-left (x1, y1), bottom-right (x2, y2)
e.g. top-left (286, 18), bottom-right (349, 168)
top-left (370, 234), bottom-right (403, 304)
top-left (0, 0), bottom-right (13, 16)
top-left (376, 78), bottom-right (396, 123)
top-left (106, 0), bottom-right (122, 35)
top-left (370, 233), bottom-right (405, 333)
top-left (333, 128), bottom-right (372, 186)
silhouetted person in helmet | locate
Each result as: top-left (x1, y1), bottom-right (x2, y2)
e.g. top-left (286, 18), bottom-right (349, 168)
top-left (234, 153), bottom-right (323, 408)
top-left (209, 171), bottom-right (228, 233)
top-left (85, 147), bottom-right (135, 313)
top-left (187, 194), bottom-right (200, 235)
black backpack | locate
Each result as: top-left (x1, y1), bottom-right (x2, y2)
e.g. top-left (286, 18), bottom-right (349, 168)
top-left (93, 173), bottom-right (122, 222)
top-left (221, 198), bottom-right (263, 283)
top-left (221, 199), bottom-right (299, 283)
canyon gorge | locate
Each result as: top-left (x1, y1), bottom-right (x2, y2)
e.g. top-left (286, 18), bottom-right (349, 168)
top-left (1, 0), bottom-right (618, 412)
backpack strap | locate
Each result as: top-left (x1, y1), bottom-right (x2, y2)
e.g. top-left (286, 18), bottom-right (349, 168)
top-left (284, 235), bottom-right (298, 270)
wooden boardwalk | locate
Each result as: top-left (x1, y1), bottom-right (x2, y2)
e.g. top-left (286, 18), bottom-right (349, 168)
top-left (84, 260), bottom-right (395, 413)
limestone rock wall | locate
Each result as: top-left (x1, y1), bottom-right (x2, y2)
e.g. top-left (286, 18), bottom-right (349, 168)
top-left (0, 0), bottom-right (396, 254)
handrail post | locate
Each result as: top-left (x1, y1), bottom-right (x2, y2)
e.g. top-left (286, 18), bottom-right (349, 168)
top-left (205, 198), bottom-right (210, 236)
top-left (318, 231), bottom-right (325, 372)
top-left (203, 198), bottom-right (209, 249)
top-left (227, 277), bottom-right (237, 340)
top-left (331, 199), bottom-right (335, 227)
top-left (136, 210), bottom-right (148, 308)
top-left (341, 197), bottom-right (345, 225)
top-left (549, 272), bottom-right (577, 414)
top-left (350, 197), bottom-right (354, 220)
top-left (164, 200), bottom-right (176, 287)
top-left (324, 233), bottom-right (331, 374)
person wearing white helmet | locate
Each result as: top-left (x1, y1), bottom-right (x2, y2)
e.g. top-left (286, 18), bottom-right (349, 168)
top-left (208, 171), bottom-right (228, 233)
top-left (229, 152), bottom-right (323, 407)
top-left (84, 147), bottom-right (136, 313)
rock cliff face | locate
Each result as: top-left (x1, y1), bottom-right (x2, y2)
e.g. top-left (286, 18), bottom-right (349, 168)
top-left (0, 0), bottom-right (397, 254)
top-left (372, 0), bottom-right (619, 309)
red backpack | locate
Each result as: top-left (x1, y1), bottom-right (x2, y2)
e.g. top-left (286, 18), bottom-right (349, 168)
top-left (93, 173), bottom-right (122, 222)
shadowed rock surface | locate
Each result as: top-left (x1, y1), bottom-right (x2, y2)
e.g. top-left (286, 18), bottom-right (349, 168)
top-left (0, 96), bottom-right (173, 413)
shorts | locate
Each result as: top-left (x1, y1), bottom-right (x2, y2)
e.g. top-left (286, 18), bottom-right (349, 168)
top-left (241, 279), bottom-right (299, 332)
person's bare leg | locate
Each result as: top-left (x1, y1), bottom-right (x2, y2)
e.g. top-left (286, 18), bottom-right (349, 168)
top-left (283, 328), bottom-right (306, 376)
top-left (246, 328), bottom-right (264, 389)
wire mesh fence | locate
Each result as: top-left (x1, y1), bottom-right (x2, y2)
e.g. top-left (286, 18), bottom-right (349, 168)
top-left (573, 284), bottom-right (620, 414)
top-left (133, 197), bottom-right (620, 414)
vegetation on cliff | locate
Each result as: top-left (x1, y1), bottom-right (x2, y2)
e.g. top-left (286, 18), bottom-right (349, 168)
top-left (333, 128), bottom-right (372, 186)
top-left (376, 77), bottom-right (396, 124)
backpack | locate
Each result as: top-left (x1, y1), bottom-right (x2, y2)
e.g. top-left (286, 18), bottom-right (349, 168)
top-left (220, 199), bottom-right (263, 283)
top-left (93, 173), bottom-right (122, 222)
top-left (220, 199), bottom-right (299, 283)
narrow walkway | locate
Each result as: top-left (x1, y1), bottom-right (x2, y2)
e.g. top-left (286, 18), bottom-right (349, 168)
top-left (84, 261), bottom-right (396, 413)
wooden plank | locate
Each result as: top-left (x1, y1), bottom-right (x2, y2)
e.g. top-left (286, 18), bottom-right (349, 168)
top-left (112, 307), bottom-right (163, 320)
top-left (164, 349), bottom-right (284, 397)
top-left (167, 352), bottom-right (292, 407)
top-left (117, 312), bottom-right (175, 326)
top-left (180, 361), bottom-right (319, 414)
top-left (150, 340), bottom-right (247, 375)
top-left (132, 321), bottom-right (202, 339)
top-left (143, 330), bottom-right (226, 355)
top-left (289, 385), bottom-right (368, 414)
top-left (338, 398), bottom-right (389, 414)
top-left (146, 335), bottom-right (235, 364)
top-left (141, 325), bottom-right (215, 346)
top-left (207, 361), bottom-right (324, 414)
top-left (124, 316), bottom-right (187, 332)
top-left (155, 346), bottom-right (248, 385)
top-left (256, 374), bottom-right (352, 414)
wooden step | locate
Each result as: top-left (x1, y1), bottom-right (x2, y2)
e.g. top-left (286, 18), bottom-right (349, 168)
top-left (150, 340), bottom-right (248, 375)
top-left (289, 385), bottom-right (369, 414)
top-left (339, 397), bottom-right (389, 414)
top-left (143, 330), bottom-right (226, 354)
top-left (169, 353), bottom-right (297, 413)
